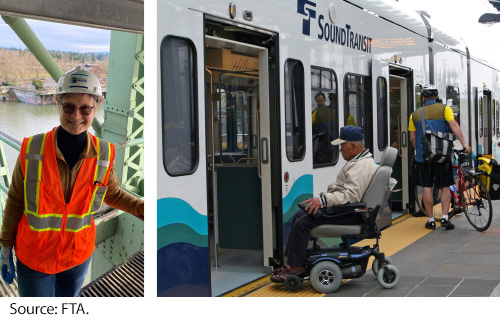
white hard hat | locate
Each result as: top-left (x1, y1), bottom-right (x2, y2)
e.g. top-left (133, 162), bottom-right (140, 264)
top-left (55, 66), bottom-right (104, 104)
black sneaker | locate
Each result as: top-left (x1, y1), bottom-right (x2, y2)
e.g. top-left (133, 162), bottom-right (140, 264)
top-left (441, 219), bottom-right (454, 230)
top-left (425, 221), bottom-right (436, 230)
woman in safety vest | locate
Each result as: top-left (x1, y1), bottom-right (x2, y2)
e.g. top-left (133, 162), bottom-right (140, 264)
top-left (0, 66), bottom-right (144, 297)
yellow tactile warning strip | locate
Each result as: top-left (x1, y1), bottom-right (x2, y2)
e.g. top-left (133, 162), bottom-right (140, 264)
top-left (222, 215), bottom-right (435, 297)
top-left (221, 276), bottom-right (272, 297)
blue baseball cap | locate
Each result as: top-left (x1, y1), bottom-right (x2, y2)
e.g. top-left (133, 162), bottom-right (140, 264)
top-left (331, 126), bottom-right (365, 145)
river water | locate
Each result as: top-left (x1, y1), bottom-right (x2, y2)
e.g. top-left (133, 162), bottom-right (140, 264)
top-left (0, 101), bottom-right (104, 175)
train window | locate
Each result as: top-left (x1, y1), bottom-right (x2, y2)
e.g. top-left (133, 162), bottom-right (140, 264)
top-left (492, 99), bottom-right (496, 139)
top-left (285, 59), bottom-right (306, 161)
top-left (344, 74), bottom-right (372, 150)
top-left (475, 95), bottom-right (478, 142)
top-left (479, 97), bottom-right (483, 138)
top-left (217, 74), bottom-right (255, 154)
top-left (415, 85), bottom-right (422, 109)
top-left (446, 86), bottom-right (460, 125)
top-left (311, 67), bottom-right (339, 167)
top-left (496, 101), bottom-right (499, 138)
top-left (161, 36), bottom-right (198, 176)
top-left (376, 77), bottom-right (388, 150)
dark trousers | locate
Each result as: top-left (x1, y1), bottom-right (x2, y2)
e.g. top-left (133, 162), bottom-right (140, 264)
top-left (285, 209), bottom-right (363, 267)
top-left (17, 255), bottom-right (92, 297)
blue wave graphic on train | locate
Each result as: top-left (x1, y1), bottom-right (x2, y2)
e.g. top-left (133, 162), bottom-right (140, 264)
top-left (157, 197), bottom-right (210, 296)
top-left (157, 197), bottom-right (208, 234)
top-left (282, 174), bottom-right (313, 243)
top-left (282, 174), bottom-right (314, 214)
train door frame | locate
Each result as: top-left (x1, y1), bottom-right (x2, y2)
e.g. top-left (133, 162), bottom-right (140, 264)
top-left (474, 87), bottom-right (485, 154)
top-left (388, 64), bottom-right (413, 214)
top-left (371, 60), bottom-right (413, 221)
top-left (203, 19), bottom-right (279, 295)
top-left (484, 88), bottom-right (492, 155)
top-left (371, 59), bottom-right (390, 226)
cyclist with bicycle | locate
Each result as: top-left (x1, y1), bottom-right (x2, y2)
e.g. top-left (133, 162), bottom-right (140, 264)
top-left (409, 85), bottom-right (471, 230)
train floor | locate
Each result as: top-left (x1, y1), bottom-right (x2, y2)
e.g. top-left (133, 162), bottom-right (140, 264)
top-left (210, 247), bottom-right (266, 297)
top-left (222, 200), bottom-right (500, 297)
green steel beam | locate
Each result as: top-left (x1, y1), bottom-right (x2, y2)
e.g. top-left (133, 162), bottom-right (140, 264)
top-left (102, 31), bottom-right (144, 197)
top-left (115, 137), bottom-right (144, 150)
top-left (0, 132), bottom-right (21, 152)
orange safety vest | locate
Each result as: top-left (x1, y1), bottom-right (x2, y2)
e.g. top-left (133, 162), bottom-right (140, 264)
top-left (14, 128), bottom-right (115, 274)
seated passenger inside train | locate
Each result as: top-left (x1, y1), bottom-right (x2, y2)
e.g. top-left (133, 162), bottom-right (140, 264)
top-left (271, 126), bottom-right (379, 282)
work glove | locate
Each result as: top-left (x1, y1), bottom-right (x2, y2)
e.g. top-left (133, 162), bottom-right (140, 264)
top-left (0, 245), bottom-right (15, 284)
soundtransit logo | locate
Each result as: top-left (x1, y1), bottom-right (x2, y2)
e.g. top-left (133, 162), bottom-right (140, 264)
top-left (297, 0), bottom-right (317, 36)
top-left (297, 0), bottom-right (373, 53)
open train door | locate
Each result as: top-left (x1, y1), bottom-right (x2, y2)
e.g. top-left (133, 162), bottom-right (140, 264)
top-left (389, 69), bottom-right (411, 219)
top-left (204, 32), bottom-right (275, 296)
top-left (373, 59), bottom-right (412, 224)
top-left (157, 4), bottom-right (210, 296)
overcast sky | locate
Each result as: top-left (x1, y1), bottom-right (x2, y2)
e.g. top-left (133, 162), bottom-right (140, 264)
top-left (0, 18), bottom-right (110, 52)
top-left (397, 0), bottom-right (500, 67)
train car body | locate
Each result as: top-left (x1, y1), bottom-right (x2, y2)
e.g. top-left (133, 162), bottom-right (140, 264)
top-left (157, 0), bottom-right (500, 296)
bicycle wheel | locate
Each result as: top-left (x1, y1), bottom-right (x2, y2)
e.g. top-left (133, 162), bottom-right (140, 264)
top-left (462, 175), bottom-right (493, 231)
top-left (414, 186), bottom-right (454, 220)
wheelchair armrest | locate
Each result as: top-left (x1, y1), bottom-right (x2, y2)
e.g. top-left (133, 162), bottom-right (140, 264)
top-left (298, 202), bottom-right (367, 219)
top-left (327, 203), bottom-right (367, 213)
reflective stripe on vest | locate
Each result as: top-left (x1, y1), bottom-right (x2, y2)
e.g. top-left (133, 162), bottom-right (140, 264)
top-left (24, 133), bottom-right (47, 215)
top-left (23, 135), bottom-right (112, 232)
top-left (88, 138), bottom-right (111, 214)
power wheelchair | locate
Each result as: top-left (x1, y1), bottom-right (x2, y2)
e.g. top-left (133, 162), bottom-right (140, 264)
top-left (280, 147), bottom-right (400, 293)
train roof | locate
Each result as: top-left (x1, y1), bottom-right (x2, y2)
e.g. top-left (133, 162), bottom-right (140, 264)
top-left (351, 0), bottom-right (467, 54)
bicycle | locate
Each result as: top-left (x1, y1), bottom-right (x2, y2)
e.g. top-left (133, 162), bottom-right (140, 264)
top-left (414, 149), bottom-right (493, 231)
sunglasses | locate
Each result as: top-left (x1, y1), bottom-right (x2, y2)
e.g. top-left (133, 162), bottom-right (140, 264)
top-left (61, 103), bottom-right (94, 116)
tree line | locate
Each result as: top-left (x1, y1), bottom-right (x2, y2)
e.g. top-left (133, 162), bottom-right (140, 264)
top-left (0, 48), bottom-right (109, 86)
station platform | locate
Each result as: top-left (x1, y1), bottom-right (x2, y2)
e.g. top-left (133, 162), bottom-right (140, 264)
top-left (223, 201), bottom-right (500, 297)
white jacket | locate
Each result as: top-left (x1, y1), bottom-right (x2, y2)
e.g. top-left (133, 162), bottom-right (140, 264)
top-left (320, 149), bottom-right (379, 207)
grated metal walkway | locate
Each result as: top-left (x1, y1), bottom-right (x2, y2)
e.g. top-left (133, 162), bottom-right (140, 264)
top-left (0, 273), bottom-right (19, 297)
top-left (79, 250), bottom-right (144, 297)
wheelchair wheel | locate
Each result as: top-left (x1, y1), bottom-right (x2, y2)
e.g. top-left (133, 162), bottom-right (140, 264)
top-left (371, 256), bottom-right (393, 276)
top-left (376, 264), bottom-right (400, 289)
top-left (309, 261), bottom-right (342, 293)
top-left (284, 275), bottom-right (302, 291)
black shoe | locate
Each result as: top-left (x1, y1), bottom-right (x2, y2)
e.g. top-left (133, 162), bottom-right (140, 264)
top-left (441, 219), bottom-right (454, 230)
top-left (425, 221), bottom-right (436, 230)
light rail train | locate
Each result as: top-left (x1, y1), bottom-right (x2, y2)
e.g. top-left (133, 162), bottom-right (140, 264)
top-left (158, 0), bottom-right (500, 296)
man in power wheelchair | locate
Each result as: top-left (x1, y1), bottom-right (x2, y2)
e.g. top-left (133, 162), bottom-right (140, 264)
top-left (271, 126), bottom-right (400, 293)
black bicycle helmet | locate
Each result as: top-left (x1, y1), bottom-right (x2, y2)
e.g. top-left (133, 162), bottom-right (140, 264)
top-left (421, 84), bottom-right (439, 98)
